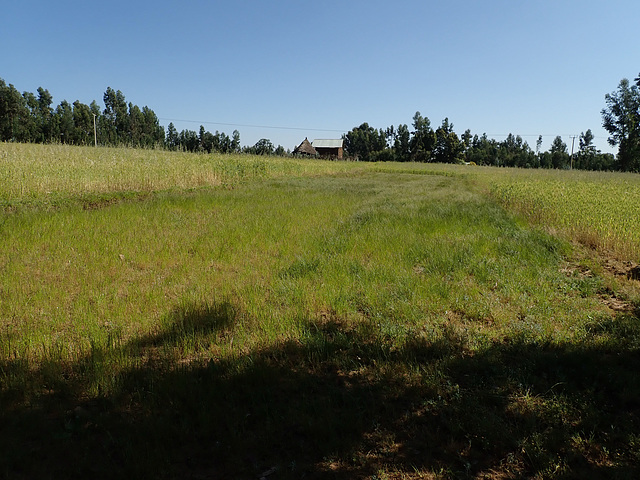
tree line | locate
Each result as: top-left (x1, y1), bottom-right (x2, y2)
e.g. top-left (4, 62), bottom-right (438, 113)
top-left (0, 79), bottom-right (251, 153)
top-left (164, 124), bottom-right (287, 156)
top-left (2, 73), bottom-right (639, 169)
top-left (0, 80), bottom-right (165, 147)
top-left (342, 73), bottom-right (640, 172)
top-left (343, 114), bottom-right (615, 170)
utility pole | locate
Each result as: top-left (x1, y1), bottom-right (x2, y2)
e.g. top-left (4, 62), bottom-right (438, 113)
top-left (93, 114), bottom-right (97, 147)
top-left (569, 135), bottom-right (577, 170)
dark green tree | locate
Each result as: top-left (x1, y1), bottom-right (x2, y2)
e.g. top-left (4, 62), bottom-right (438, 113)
top-left (601, 75), bottom-right (640, 171)
top-left (231, 130), bottom-right (241, 153)
top-left (128, 103), bottom-right (144, 146)
top-left (101, 87), bottom-right (118, 144)
top-left (549, 136), bottom-right (570, 169)
top-left (179, 129), bottom-right (199, 152)
top-left (536, 135), bottom-right (543, 154)
top-left (497, 134), bottom-right (536, 168)
top-left (198, 125), bottom-right (207, 152)
top-left (166, 122), bottom-right (179, 150)
top-left (36, 87), bottom-right (54, 142)
top-left (114, 90), bottom-right (129, 142)
top-left (591, 152), bottom-right (616, 171)
top-left (433, 118), bottom-right (463, 164)
top-left (101, 87), bottom-right (130, 144)
top-left (250, 138), bottom-right (275, 155)
top-left (574, 129), bottom-right (596, 170)
top-left (216, 131), bottom-right (232, 153)
top-left (55, 100), bottom-right (74, 143)
top-left (199, 126), bottom-right (216, 153)
top-left (5, 84), bottom-right (29, 141)
top-left (343, 122), bottom-right (386, 161)
top-left (393, 124), bottom-right (411, 162)
top-left (20, 91), bottom-right (39, 142)
top-left (410, 111), bottom-right (436, 162)
top-left (72, 101), bottom-right (95, 145)
top-left (574, 129), bottom-right (616, 171)
top-left (141, 106), bottom-right (163, 147)
top-left (461, 129), bottom-right (472, 157)
top-left (466, 133), bottom-right (498, 165)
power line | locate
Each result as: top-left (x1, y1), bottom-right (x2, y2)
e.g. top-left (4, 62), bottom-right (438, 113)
top-left (158, 118), bottom-right (612, 143)
top-left (158, 117), bottom-right (346, 133)
top-left (485, 133), bottom-right (577, 138)
top-left (485, 133), bottom-right (612, 143)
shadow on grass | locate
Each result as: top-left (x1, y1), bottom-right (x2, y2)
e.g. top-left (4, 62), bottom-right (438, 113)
top-left (1, 302), bottom-right (640, 479)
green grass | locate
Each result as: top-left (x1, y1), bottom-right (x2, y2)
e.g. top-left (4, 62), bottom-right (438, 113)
top-left (0, 142), bottom-right (362, 212)
top-left (1, 143), bottom-right (640, 479)
top-left (373, 162), bottom-right (640, 262)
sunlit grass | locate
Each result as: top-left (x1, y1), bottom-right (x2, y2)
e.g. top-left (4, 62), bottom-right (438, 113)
top-left (489, 169), bottom-right (640, 260)
top-left (373, 161), bottom-right (640, 261)
top-left (0, 142), bottom-right (363, 210)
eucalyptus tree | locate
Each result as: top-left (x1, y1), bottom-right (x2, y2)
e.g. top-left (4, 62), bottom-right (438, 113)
top-left (343, 122), bottom-right (386, 161)
top-left (142, 106), bottom-right (164, 146)
top-left (199, 125), bottom-right (215, 153)
top-left (102, 87), bottom-right (130, 144)
top-left (433, 117), bottom-right (463, 164)
top-left (35, 87), bottom-right (54, 142)
top-left (393, 124), bottom-right (411, 162)
top-left (71, 101), bottom-right (95, 145)
top-left (179, 129), bottom-right (199, 152)
top-left (549, 136), bottom-right (570, 169)
top-left (231, 130), bottom-right (241, 153)
top-left (601, 74), bottom-right (640, 171)
top-left (166, 123), bottom-right (179, 150)
top-left (21, 91), bottom-right (40, 142)
top-left (216, 131), bottom-right (233, 153)
top-left (536, 135), bottom-right (543, 156)
top-left (0, 81), bottom-right (30, 141)
top-left (249, 138), bottom-right (275, 155)
top-left (101, 87), bottom-right (118, 144)
top-left (466, 133), bottom-right (498, 165)
top-left (574, 129), bottom-right (596, 170)
top-left (410, 111), bottom-right (436, 162)
top-left (128, 103), bottom-right (144, 146)
top-left (55, 100), bottom-right (74, 143)
top-left (461, 129), bottom-right (472, 156)
top-left (497, 134), bottom-right (536, 168)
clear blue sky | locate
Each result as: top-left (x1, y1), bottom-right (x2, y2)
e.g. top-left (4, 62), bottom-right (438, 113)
top-left (2, 0), bottom-right (639, 153)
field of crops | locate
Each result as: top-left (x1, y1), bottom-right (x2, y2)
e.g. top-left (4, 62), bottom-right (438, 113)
top-left (1, 143), bottom-right (640, 479)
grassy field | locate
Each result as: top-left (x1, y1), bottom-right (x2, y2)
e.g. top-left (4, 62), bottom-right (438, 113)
top-left (1, 143), bottom-right (640, 479)
top-left (373, 163), bottom-right (640, 263)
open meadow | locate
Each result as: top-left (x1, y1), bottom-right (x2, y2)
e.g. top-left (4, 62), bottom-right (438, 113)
top-left (1, 143), bottom-right (640, 479)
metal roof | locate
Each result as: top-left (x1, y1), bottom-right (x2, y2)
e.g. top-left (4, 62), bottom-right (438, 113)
top-left (312, 139), bottom-right (343, 148)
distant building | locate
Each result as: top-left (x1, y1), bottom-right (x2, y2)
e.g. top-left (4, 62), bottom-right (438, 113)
top-left (312, 139), bottom-right (344, 159)
top-left (293, 137), bottom-right (318, 156)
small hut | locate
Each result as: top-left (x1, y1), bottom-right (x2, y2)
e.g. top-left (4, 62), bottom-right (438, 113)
top-left (293, 137), bottom-right (317, 156)
top-left (312, 139), bottom-right (344, 159)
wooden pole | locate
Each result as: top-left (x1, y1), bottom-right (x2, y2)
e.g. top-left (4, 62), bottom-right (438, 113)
top-left (570, 135), bottom-right (576, 170)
